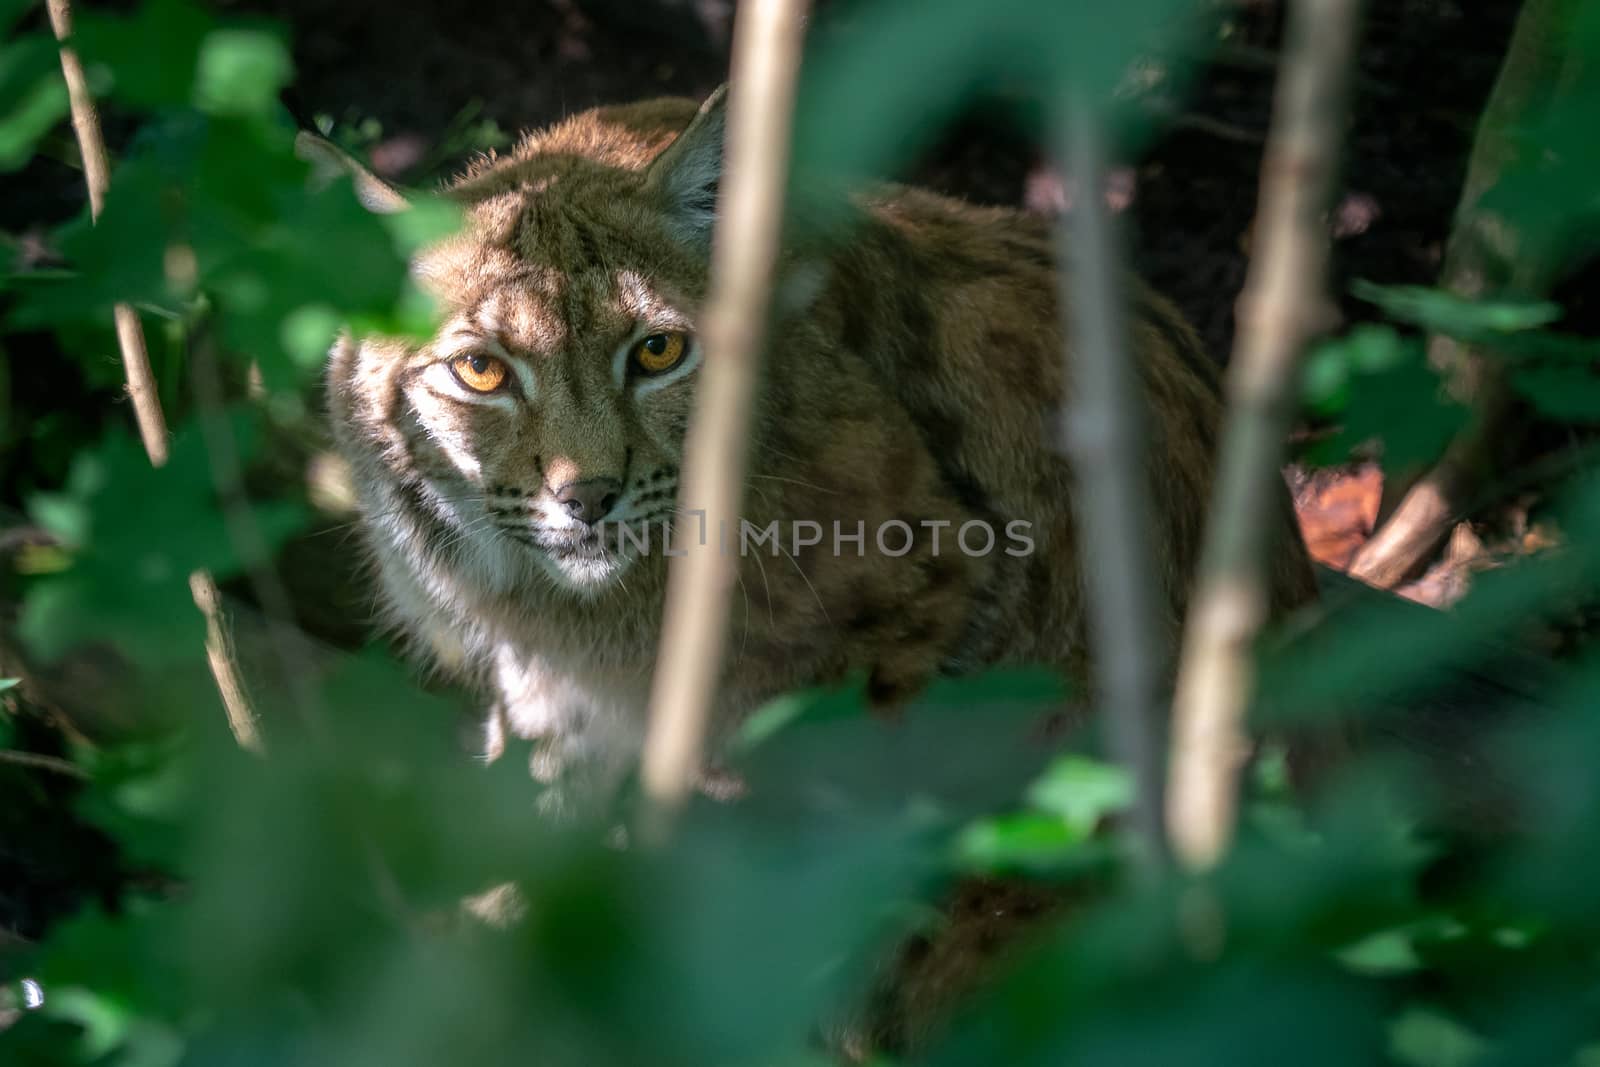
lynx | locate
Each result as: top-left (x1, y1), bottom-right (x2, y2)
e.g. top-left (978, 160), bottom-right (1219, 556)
top-left (310, 85), bottom-right (1321, 1053)
top-left (318, 88), bottom-right (1317, 803)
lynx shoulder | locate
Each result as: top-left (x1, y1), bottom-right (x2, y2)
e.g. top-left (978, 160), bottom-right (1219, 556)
top-left (323, 89), bottom-right (1317, 793)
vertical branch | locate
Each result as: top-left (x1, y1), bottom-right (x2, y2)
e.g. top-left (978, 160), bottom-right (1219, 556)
top-left (46, 0), bottom-right (258, 754)
top-left (1348, 0), bottom-right (1581, 589)
top-left (46, 0), bottom-right (170, 468)
top-left (1053, 92), bottom-right (1169, 871)
top-left (639, 0), bottom-right (811, 826)
top-left (1166, 0), bottom-right (1364, 869)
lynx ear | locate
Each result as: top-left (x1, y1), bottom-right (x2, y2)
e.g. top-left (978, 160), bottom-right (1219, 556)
top-left (646, 85), bottom-right (729, 244)
top-left (294, 131), bottom-right (411, 215)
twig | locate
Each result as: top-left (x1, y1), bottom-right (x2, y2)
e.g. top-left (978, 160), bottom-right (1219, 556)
top-left (46, 0), bottom-right (260, 754)
top-left (187, 571), bottom-right (263, 753)
top-left (1346, 425), bottom-right (1502, 589)
top-left (188, 326), bottom-right (327, 742)
top-left (0, 749), bottom-right (90, 779)
top-left (639, 0), bottom-right (811, 828)
top-left (46, 0), bottom-right (169, 467)
top-left (1053, 92), bottom-right (1170, 872)
top-left (1166, 0), bottom-right (1364, 869)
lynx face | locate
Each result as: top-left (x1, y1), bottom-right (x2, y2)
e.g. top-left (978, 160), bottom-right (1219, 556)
top-left (332, 96), bottom-right (723, 593)
top-left (394, 273), bottom-right (700, 590)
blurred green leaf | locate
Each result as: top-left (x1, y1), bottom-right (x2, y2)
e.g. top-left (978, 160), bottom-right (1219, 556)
top-left (1506, 363), bottom-right (1600, 423)
top-left (1, 0), bottom-right (41, 33)
top-left (1257, 544), bottom-right (1577, 727)
top-left (0, 35), bottom-right (70, 172)
top-left (1389, 1005), bottom-right (1488, 1067)
top-left (18, 416), bottom-right (306, 665)
top-left (1352, 280), bottom-right (1562, 339)
top-left (953, 811), bottom-right (1108, 872)
top-left (9, 113), bottom-right (419, 387)
top-left (192, 27), bottom-right (292, 117)
top-left (793, 0), bottom-right (1200, 193)
top-left (1024, 755), bottom-right (1132, 834)
top-left (1300, 324), bottom-right (1466, 471)
top-left (1477, 87), bottom-right (1600, 269)
top-left (1336, 927), bottom-right (1423, 976)
top-left (1301, 342), bottom-right (1351, 414)
top-left (278, 301), bottom-right (341, 370)
top-left (40, 987), bottom-right (133, 1061)
top-left (75, 0), bottom-right (211, 109)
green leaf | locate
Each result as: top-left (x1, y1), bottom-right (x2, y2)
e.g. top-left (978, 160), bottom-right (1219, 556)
top-left (39, 986), bottom-right (131, 1061)
top-left (8, 161), bottom-right (176, 326)
top-left (1352, 280), bottom-right (1562, 339)
top-left (19, 416), bottom-right (307, 665)
top-left (75, 0), bottom-right (212, 109)
top-left (953, 811), bottom-right (1107, 872)
top-left (1256, 517), bottom-right (1590, 726)
top-left (1475, 84), bottom-right (1600, 265)
top-left (793, 0), bottom-right (1200, 192)
top-left (1508, 364), bottom-right (1600, 423)
top-left (0, 36), bottom-right (70, 172)
top-left (0, 0), bottom-right (42, 34)
top-left (1301, 325), bottom-right (1466, 471)
top-left (380, 194), bottom-right (463, 255)
top-left (193, 27), bottom-right (292, 117)
top-left (736, 665), bottom-right (1068, 751)
top-left (279, 302), bottom-right (342, 370)
top-left (1388, 1006), bottom-right (1488, 1067)
top-left (1024, 755), bottom-right (1133, 834)
top-left (9, 114), bottom-right (418, 387)
top-left (28, 490), bottom-right (90, 547)
top-left (1301, 342), bottom-right (1351, 414)
top-left (1335, 928), bottom-right (1422, 976)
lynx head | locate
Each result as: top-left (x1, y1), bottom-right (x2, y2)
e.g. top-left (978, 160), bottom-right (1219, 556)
top-left (324, 91), bottom-right (729, 594)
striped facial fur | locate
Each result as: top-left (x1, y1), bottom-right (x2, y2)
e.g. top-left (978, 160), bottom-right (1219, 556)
top-left (382, 274), bottom-right (698, 591)
top-left (329, 96), bottom-right (720, 598)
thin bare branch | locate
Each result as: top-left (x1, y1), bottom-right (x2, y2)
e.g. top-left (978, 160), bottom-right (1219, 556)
top-left (45, 0), bottom-right (261, 755)
top-left (1346, 426), bottom-right (1499, 590)
top-left (1167, 0), bottom-right (1364, 869)
top-left (0, 748), bottom-right (90, 779)
top-left (639, 0), bottom-right (811, 827)
top-left (46, 0), bottom-right (170, 467)
top-left (188, 570), bottom-right (264, 753)
top-left (188, 327), bottom-right (328, 743)
top-left (1053, 92), bottom-right (1169, 871)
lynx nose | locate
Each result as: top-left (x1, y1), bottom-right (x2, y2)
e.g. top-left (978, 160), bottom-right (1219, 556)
top-left (553, 478), bottom-right (621, 524)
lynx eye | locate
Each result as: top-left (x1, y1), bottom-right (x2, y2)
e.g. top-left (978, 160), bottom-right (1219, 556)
top-left (632, 331), bottom-right (689, 375)
top-left (450, 352), bottom-right (509, 393)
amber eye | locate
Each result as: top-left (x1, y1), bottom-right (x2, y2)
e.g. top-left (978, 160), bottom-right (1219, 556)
top-left (632, 331), bottom-right (689, 375)
top-left (451, 352), bottom-right (509, 393)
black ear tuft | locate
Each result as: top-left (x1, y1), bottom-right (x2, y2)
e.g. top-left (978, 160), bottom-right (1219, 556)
top-left (294, 131), bottom-right (411, 215)
top-left (645, 85), bottom-right (729, 244)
